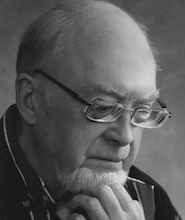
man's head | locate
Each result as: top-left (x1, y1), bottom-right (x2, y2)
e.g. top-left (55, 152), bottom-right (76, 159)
top-left (15, 0), bottom-right (160, 196)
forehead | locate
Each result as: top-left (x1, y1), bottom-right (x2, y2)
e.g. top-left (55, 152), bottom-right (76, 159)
top-left (63, 4), bottom-right (157, 101)
top-left (79, 45), bottom-right (157, 101)
top-left (73, 7), bottom-right (156, 97)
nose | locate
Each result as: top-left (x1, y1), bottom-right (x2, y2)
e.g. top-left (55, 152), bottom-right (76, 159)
top-left (105, 111), bottom-right (134, 146)
top-left (117, 112), bottom-right (134, 145)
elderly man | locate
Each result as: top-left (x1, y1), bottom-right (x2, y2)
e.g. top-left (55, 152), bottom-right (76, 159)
top-left (0, 0), bottom-right (181, 219)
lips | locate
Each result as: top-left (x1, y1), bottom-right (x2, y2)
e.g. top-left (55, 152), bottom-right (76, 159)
top-left (99, 157), bottom-right (122, 162)
top-left (97, 145), bottom-right (130, 162)
top-left (82, 157), bottom-right (125, 172)
top-left (82, 146), bottom-right (131, 172)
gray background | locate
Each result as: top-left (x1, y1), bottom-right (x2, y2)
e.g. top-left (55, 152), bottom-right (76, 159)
top-left (0, 0), bottom-right (185, 218)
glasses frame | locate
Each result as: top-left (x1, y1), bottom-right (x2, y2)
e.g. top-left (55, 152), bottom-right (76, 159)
top-left (32, 69), bottom-right (172, 123)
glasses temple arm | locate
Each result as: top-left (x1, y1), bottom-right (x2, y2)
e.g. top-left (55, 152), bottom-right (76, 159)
top-left (33, 69), bottom-right (91, 106)
top-left (157, 98), bottom-right (172, 117)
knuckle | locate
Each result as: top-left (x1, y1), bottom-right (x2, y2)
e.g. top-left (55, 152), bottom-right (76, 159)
top-left (86, 197), bottom-right (99, 210)
top-left (111, 182), bottom-right (123, 190)
top-left (99, 185), bottom-right (112, 194)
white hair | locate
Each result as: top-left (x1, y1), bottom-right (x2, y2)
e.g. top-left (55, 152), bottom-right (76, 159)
top-left (56, 166), bottom-right (127, 193)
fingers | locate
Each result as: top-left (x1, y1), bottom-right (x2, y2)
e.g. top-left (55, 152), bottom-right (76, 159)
top-left (111, 183), bottom-right (145, 219)
top-left (90, 185), bottom-right (124, 219)
top-left (111, 184), bottom-right (145, 220)
top-left (67, 186), bottom-right (129, 220)
top-left (68, 213), bottom-right (87, 220)
top-left (67, 184), bottom-right (145, 220)
top-left (111, 183), bottom-right (136, 211)
top-left (133, 200), bottom-right (146, 219)
top-left (67, 194), bottom-right (109, 220)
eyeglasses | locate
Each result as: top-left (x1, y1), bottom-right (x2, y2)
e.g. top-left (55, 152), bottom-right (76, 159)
top-left (33, 69), bottom-right (172, 128)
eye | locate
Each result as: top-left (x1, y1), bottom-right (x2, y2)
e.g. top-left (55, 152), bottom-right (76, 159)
top-left (134, 109), bottom-right (151, 122)
top-left (96, 105), bottom-right (114, 113)
top-left (89, 103), bottom-right (115, 120)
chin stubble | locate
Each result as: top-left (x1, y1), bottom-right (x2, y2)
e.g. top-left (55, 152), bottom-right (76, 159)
top-left (56, 166), bottom-right (128, 193)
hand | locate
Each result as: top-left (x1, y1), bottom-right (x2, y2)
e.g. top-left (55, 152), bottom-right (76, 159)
top-left (66, 183), bottom-right (146, 220)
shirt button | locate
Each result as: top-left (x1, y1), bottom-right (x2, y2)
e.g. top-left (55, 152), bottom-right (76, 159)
top-left (41, 195), bottom-right (50, 206)
top-left (22, 200), bottom-right (30, 207)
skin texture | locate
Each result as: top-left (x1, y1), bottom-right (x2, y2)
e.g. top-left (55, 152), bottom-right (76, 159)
top-left (16, 2), bottom-right (157, 220)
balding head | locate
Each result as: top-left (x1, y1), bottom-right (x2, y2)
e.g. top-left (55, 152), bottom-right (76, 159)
top-left (73, 2), bottom-right (155, 77)
top-left (16, 0), bottom-right (156, 83)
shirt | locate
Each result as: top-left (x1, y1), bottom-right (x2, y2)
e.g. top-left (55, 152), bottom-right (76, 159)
top-left (0, 105), bottom-right (182, 220)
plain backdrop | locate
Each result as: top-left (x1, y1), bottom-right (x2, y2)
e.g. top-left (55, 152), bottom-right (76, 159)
top-left (0, 0), bottom-right (185, 218)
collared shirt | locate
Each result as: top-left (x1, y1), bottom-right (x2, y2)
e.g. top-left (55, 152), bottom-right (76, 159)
top-left (0, 105), bottom-right (182, 220)
top-left (0, 105), bottom-right (60, 220)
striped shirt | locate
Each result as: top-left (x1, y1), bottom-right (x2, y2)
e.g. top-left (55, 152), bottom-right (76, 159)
top-left (0, 105), bottom-right (182, 220)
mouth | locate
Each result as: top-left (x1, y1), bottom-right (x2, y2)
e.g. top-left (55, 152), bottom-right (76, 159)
top-left (82, 158), bottom-right (124, 172)
top-left (82, 146), bottom-right (131, 172)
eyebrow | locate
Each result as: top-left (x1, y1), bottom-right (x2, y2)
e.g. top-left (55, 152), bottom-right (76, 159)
top-left (136, 90), bottom-right (160, 104)
top-left (92, 84), bottom-right (129, 98)
top-left (89, 83), bottom-right (160, 103)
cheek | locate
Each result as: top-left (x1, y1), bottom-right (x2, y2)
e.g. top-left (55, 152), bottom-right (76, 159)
top-left (50, 127), bottom-right (88, 172)
top-left (49, 112), bottom-right (104, 172)
top-left (133, 128), bottom-right (143, 153)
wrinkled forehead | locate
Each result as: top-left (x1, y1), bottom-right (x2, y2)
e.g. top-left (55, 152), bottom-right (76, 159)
top-left (61, 3), bottom-right (157, 101)
top-left (77, 43), bottom-right (156, 103)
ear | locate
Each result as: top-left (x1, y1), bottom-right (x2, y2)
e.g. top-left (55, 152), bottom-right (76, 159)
top-left (16, 73), bottom-right (38, 125)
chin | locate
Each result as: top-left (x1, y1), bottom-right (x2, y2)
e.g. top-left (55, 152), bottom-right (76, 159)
top-left (56, 167), bottom-right (128, 193)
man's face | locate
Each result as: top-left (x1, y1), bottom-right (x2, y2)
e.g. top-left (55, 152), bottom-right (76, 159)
top-left (38, 11), bottom-right (157, 192)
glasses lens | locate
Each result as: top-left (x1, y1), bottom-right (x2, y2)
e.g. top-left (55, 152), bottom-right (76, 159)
top-left (85, 98), bottom-right (171, 127)
top-left (85, 100), bottom-right (123, 122)
top-left (132, 108), bottom-right (170, 128)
